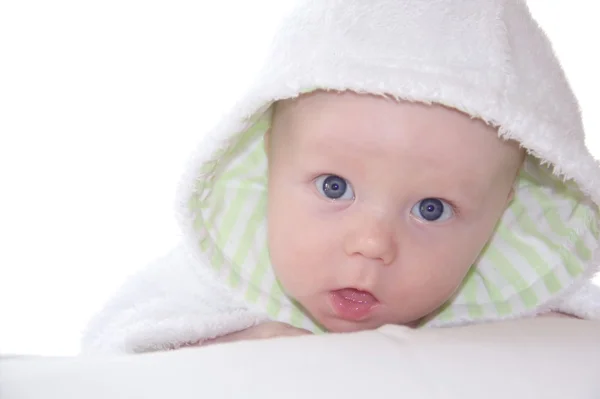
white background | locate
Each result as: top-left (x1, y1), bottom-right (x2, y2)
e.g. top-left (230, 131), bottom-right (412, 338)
top-left (0, 1), bottom-right (598, 356)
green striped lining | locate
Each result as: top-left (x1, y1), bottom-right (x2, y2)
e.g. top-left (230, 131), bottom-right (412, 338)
top-left (189, 108), bottom-right (600, 330)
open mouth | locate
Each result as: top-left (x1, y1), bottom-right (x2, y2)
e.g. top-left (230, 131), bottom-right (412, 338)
top-left (329, 288), bottom-right (380, 321)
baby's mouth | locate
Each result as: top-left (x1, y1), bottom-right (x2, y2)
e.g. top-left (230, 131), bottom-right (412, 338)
top-left (329, 288), bottom-right (379, 321)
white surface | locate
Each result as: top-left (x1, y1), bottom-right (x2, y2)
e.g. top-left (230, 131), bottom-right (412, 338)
top-left (2, 319), bottom-right (600, 399)
top-left (0, 1), bottom-right (599, 356)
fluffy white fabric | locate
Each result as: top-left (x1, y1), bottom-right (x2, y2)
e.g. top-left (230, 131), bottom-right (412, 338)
top-left (81, 246), bottom-right (268, 353)
top-left (81, 0), bottom-right (600, 354)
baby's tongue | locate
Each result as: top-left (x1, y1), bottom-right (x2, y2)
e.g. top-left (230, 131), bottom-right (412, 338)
top-left (336, 288), bottom-right (377, 304)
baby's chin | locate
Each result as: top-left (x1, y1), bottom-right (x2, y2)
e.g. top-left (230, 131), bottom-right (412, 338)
top-left (304, 303), bottom-right (415, 333)
top-left (319, 316), bottom-right (422, 333)
top-left (318, 316), bottom-right (384, 333)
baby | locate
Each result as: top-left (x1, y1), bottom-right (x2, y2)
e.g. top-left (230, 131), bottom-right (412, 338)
top-left (202, 91), bottom-right (528, 344)
top-left (82, 0), bottom-right (600, 353)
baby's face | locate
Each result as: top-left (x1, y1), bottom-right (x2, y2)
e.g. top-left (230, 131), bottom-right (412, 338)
top-left (266, 91), bottom-right (523, 332)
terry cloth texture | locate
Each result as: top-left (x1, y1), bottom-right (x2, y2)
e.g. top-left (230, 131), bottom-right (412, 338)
top-left (82, 0), bottom-right (600, 353)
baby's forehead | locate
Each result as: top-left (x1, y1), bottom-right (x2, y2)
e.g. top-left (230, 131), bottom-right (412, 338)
top-left (276, 91), bottom-right (485, 136)
top-left (272, 91), bottom-right (524, 177)
top-left (279, 93), bottom-right (499, 149)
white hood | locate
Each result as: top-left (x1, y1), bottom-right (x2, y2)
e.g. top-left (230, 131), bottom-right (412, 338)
top-left (82, 0), bottom-right (600, 354)
top-left (176, 0), bottom-right (599, 330)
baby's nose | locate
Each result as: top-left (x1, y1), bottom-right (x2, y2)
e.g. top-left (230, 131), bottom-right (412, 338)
top-left (343, 216), bottom-right (397, 265)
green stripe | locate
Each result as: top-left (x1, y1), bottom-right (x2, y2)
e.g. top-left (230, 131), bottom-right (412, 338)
top-left (571, 202), bottom-right (598, 260)
top-left (467, 304), bottom-right (483, 318)
top-left (496, 212), bottom-right (561, 295)
top-left (216, 189), bottom-right (251, 248)
top-left (219, 191), bottom-right (253, 287)
top-left (290, 303), bottom-right (306, 328)
top-left (228, 196), bottom-right (267, 288)
top-left (218, 140), bottom-right (267, 182)
top-left (217, 129), bottom-right (269, 289)
top-left (197, 160), bottom-right (217, 177)
top-left (195, 189), bottom-right (228, 270)
top-left (460, 267), bottom-right (484, 318)
top-left (227, 270), bottom-right (240, 288)
top-left (225, 118), bottom-right (269, 160)
top-left (476, 270), bottom-right (512, 315)
top-left (230, 196), bottom-right (266, 270)
top-left (520, 169), bottom-right (590, 272)
top-left (542, 273), bottom-right (562, 294)
top-left (525, 189), bottom-right (586, 277)
top-left (210, 244), bottom-right (226, 271)
top-left (204, 189), bottom-right (229, 270)
top-left (590, 207), bottom-right (600, 238)
top-left (435, 303), bottom-right (455, 322)
top-left (484, 244), bottom-right (538, 308)
top-left (312, 320), bottom-right (327, 334)
top-left (218, 118), bottom-right (269, 177)
top-left (203, 186), bottom-right (227, 225)
top-left (266, 280), bottom-right (285, 318)
top-left (188, 191), bottom-right (203, 215)
top-left (473, 239), bottom-right (513, 315)
top-left (245, 244), bottom-right (271, 303)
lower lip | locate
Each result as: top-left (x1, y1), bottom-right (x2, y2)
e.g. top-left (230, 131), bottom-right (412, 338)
top-left (329, 288), bottom-right (379, 321)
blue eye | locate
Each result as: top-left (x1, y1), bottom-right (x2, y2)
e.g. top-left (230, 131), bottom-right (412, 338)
top-left (411, 198), bottom-right (454, 222)
top-left (315, 174), bottom-right (354, 200)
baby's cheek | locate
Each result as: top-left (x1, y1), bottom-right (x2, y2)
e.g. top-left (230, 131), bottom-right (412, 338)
top-left (269, 221), bottom-right (332, 296)
top-left (392, 253), bottom-right (472, 316)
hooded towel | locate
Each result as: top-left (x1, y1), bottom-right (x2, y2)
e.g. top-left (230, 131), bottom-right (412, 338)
top-left (82, 0), bottom-right (600, 354)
